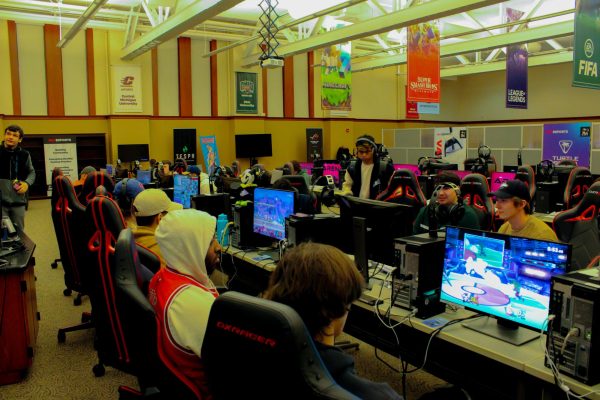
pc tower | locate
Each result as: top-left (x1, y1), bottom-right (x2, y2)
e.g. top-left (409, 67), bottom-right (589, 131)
top-left (535, 182), bottom-right (561, 213)
top-left (231, 201), bottom-right (254, 248)
top-left (547, 270), bottom-right (600, 385)
top-left (392, 234), bottom-right (446, 319)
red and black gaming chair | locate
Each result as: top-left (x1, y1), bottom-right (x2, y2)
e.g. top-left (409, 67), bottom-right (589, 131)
top-left (79, 171), bottom-right (115, 206)
top-left (553, 181), bottom-right (600, 271)
top-left (52, 175), bottom-right (93, 342)
top-left (376, 169), bottom-right (427, 212)
top-left (563, 167), bottom-right (594, 210)
top-left (460, 173), bottom-right (495, 231)
top-left (515, 165), bottom-right (536, 204)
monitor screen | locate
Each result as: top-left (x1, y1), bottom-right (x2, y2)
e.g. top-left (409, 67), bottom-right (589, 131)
top-left (299, 162), bottom-right (313, 175)
top-left (118, 144), bottom-right (149, 162)
top-left (253, 188), bottom-right (295, 241)
top-left (105, 164), bottom-right (114, 176)
top-left (394, 164), bottom-right (421, 176)
top-left (173, 174), bottom-right (199, 209)
top-left (136, 170), bottom-right (152, 184)
top-left (441, 226), bottom-right (570, 335)
top-left (490, 172), bottom-right (516, 192)
top-left (235, 134), bottom-right (273, 159)
top-left (323, 163), bottom-right (342, 184)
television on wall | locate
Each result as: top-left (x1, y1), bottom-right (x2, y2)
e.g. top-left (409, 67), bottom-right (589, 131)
top-left (235, 134), bottom-right (273, 159)
top-left (118, 144), bottom-right (150, 162)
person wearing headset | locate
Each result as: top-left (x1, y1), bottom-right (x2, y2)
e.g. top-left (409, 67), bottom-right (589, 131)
top-left (342, 135), bottom-right (394, 199)
top-left (413, 172), bottom-right (480, 234)
top-left (113, 178), bottom-right (145, 224)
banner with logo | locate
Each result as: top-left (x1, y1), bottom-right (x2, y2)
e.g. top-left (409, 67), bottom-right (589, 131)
top-left (543, 123), bottom-right (591, 167)
top-left (174, 129), bottom-right (197, 166)
top-left (434, 127), bottom-right (467, 168)
top-left (321, 42), bottom-right (352, 110)
top-left (405, 86), bottom-right (419, 119)
top-left (112, 65), bottom-right (143, 113)
top-left (199, 135), bottom-right (220, 176)
top-left (506, 8), bottom-right (528, 109)
top-left (407, 20), bottom-right (440, 104)
top-left (573, 0), bottom-right (600, 89)
top-left (43, 136), bottom-right (78, 196)
top-left (235, 72), bottom-right (258, 114)
top-left (306, 129), bottom-right (323, 161)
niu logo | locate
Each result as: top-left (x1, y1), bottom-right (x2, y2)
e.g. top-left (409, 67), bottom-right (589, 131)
top-left (121, 76), bottom-right (134, 86)
top-left (559, 140), bottom-right (573, 154)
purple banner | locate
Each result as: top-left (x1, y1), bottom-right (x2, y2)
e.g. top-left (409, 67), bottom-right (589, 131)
top-left (506, 8), bottom-right (528, 109)
top-left (543, 123), bottom-right (591, 167)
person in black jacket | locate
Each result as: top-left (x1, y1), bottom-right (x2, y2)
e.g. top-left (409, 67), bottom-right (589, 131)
top-left (0, 125), bottom-right (35, 229)
top-left (342, 135), bottom-right (394, 199)
top-left (264, 242), bottom-right (403, 400)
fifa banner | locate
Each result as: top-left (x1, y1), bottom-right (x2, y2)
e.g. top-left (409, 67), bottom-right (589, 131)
top-left (543, 123), bottom-right (591, 167)
top-left (407, 20), bottom-right (440, 112)
top-left (174, 129), bottom-right (197, 165)
top-left (235, 72), bottom-right (258, 114)
top-left (44, 136), bottom-right (78, 196)
top-left (573, 0), bottom-right (600, 89)
top-left (321, 42), bottom-right (351, 110)
top-left (434, 127), bottom-right (467, 168)
top-left (199, 135), bottom-right (221, 176)
top-left (112, 65), bottom-right (143, 113)
top-left (306, 129), bottom-right (323, 161)
top-left (506, 8), bottom-right (528, 109)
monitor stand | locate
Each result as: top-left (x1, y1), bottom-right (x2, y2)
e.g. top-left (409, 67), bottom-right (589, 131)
top-left (462, 317), bottom-right (538, 346)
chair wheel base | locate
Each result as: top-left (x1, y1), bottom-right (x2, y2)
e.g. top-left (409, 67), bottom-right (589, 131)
top-left (63, 288), bottom-right (72, 296)
top-left (93, 363), bottom-right (105, 377)
top-left (74, 295), bottom-right (82, 306)
top-left (51, 261), bottom-right (58, 269)
top-left (57, 330), bottom-right (66, 343)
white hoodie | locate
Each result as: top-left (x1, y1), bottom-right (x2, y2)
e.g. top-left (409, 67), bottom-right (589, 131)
top-left (155, 209), bottom-right (217, 356)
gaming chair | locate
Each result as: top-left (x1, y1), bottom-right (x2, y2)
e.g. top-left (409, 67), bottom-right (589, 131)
top-left (460, 173), bottom-right (495, 230)
top-left (553, 181), bottom-right (600, 271)
top-left (202, 291), bottom-right (359, 400)
top-left (375, 169), bottom-right (427, 212)
top-left (515, 165), bottom-right (536, 203)
top-left (564, 167), bottom-right (594, 210)
top-left (79, 171), bottom-right (115, 206)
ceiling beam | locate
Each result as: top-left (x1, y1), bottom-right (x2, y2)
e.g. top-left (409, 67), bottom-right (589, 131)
top-left (121, 0), bottom-right (245, 61)
top-left (241, 0), bottom-right (506, 66)
top-left (57, 0), bottom-right (108, 48)
top-left (353, 20), bottom-right (572, 72)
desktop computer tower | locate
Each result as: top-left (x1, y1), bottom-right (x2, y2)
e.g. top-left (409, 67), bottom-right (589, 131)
top-left (392, 234), bottom-right (446, 319)
top-left (547, 270), bottom-right (600, 385)
top-left (231, 201), bottom-right (255, 248)
top-left (535, 182), bottom-right (561, 213)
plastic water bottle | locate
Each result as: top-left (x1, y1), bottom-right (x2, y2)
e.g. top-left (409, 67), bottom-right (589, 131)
top-left (216, 214), bottom-right (229, 246)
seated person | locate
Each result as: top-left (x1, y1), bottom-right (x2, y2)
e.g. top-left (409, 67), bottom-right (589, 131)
top-left (113, 178), bottom-right (145, 223)
top-left (148, 209), bottom-right (222, 398)
top-left (132, 188), bottom-right (182, 262)
top-left (413, 172), bottom-right (480, 234)
top-left (264, 242), bottom-right (403, 400)
top-left (292, 160), bottom-right (311, 187)
top-left (271, 178), bottom-right (316, 214)
top-left (73, 165), bottom-right (96, 195)
top-left (490, 180), bottom-right (559, 242)
top-left (187, 165), bottom-right (215, 195)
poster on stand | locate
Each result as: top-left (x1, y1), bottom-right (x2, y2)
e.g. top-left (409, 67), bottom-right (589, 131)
top-left (434, 127), bottom-right (467, 168)
top-left (235, 72), bottom-right (258, 114)
top-left (306, 129), bottom-right (324, 161)
top-left (407, 20), bottom-right (440, 103)
top-left (199, 135), bottom-right (221, 176)
top-left (573, 0), bottom-right (600, 89)
top-left (506, 8), bottom-right (528, 109)
top-left (44, 136), bottom-right (78, 196)
top-left (321, 43), bottom-right (352, 110)
top-left (112, 65), bottom-right (143, 113)
top-left (174, 129), bottom-right (197, 165)
top-left (543, 123), bottom-right (591, 167)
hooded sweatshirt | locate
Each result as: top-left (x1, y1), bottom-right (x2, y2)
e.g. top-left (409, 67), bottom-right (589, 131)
top-left (148, 209), bottom-right (218, 398)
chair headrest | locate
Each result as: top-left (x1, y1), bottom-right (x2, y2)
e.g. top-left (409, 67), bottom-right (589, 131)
top-left (55, 175), bottom-right (85, 211)
top-left (86, 195), bottom-right (126, 235)
top-left (281, 175), bottom-right (309, 194)
top-left (82, 171), bottom-right (115, 205)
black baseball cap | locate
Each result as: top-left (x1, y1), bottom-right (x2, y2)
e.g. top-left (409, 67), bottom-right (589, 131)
top-left (488, 179), bottom-right (531, 203)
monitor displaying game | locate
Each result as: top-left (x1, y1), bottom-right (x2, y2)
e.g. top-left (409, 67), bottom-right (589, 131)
top-left (441, 226), bottom-right (571, 345)
top-left (136, 170), bottom-right (152, 184)
top-left (173, 174), bottom-right (199, 209)
top-left (490, 172), bottom-right (516, 192)
top-left (253, 188), bottom-right (295, 241)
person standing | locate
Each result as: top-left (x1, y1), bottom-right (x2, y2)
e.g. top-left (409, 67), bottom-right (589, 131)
top-left (0, 125), bottom-right (35, 229)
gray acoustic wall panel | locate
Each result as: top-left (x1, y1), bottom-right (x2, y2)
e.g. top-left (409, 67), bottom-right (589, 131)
top-left (523, 125), bottom-right (542, 148)
top-left (593, 124), bottom-right (600, 149)
top-left (388, 148), bottom-right (406, 164)
top-left (485, 126), bottom-right (522, 149)
top-left (467, 148), bottom-right (478, 159)
top-left (407, 148), bottom-right (433, 164)
top-left (394, 129), bottom-right (421, 148)
top-left (421, 129), bottom-right (435, 148)
top-left (591, 151), bottom-right (600, 174)
top-left (468, 127), bottom-right (484, 148)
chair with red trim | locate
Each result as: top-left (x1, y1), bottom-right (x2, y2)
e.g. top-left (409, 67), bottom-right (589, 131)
top-left (79, 171), bottom-right (115, 206)
top-left (375, 169), bottom-right (427, 212)
top-left (460, 173), bottom-right (495, 230)
top-left (515, 165), bottom-right (536, 204)
top-left (563, 167), bottom-right (594, 210)
top-left (553, 181), bottom-right (600, 271)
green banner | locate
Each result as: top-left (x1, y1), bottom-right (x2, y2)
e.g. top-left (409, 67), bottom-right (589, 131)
top-left (235, 72), bottom-right (258, 114)
top-left (573, 0), bottom-right (600, 89)
top-left (321, 42), bottom-right (351, 110)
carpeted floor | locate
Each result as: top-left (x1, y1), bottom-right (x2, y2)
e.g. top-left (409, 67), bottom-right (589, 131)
top-left (0, 199), bottom-right (447, 400)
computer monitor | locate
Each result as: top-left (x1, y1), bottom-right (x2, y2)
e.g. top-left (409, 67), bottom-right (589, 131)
top-left (338, 195), bottom-right (414, 266)
top-left (253, 188), bottom-right (295, 241)
top-left (429, 162), bottom-right (458, 175)
top-left (173, 174), bottom-right (199, 209)
top-left (105, 164), bottom-right (114, 176)
top-left (441, 226), bottom-right (571, 345)
top-left (299, 162), bottom-right (313, 175)
top-left (136, 170), bottom-right (152, 184)
top-left (322, 162), bottom-right (342, 184)
top-left (235, 134), bottom-right (273, 159)
top-left (503, 165), bottom-right (519, 173)
top-left (118, 144), bottom-right (150, 162)
top-left (393, 164), bottom-right (421, 176)
top-left (490, 172), bottom-right (516, 192)
top-left (193, 194), bottom-right (230, 219)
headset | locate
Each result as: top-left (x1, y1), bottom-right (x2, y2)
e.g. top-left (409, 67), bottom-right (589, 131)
top-left (241, 165), bottom-right (266, 186)
top-left (118, 178), bottom-right (132, 213)
top-left (319, 175), bottom-right (337, 208)
top-left (430, 182), bottom-right (465, 226)
top-left (470, 144), bottom-right (492, 175)
top-left (537, 159), bottom-right (555, 183)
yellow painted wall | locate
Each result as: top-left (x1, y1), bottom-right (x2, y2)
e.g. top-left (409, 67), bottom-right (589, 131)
top-left (0, 21), bottom-right (13, 115)
top-left (17, 24), bottom-right (47, 115)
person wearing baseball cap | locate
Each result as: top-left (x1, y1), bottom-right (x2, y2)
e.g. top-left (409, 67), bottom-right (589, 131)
top-left (490, 180), bottom-right (558, 242)
top-left (132, 188), bottom-right (182, 261)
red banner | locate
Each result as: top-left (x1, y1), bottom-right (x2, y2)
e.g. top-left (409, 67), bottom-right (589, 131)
top-left (407, 21), bottom-right (440, 103)
top-left (405, 86), bottom-right (419, 119)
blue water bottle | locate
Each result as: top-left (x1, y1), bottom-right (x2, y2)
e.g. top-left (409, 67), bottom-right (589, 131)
top-left (216, 214), bottom-right (229, 246)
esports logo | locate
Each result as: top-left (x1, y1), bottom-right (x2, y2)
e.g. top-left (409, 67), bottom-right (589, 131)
top-left (559, 140), bottom-right (573, 155)
top-left (581, 126), bottom-right (591, 137)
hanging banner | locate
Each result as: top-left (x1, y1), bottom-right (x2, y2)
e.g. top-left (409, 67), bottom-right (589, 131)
top-left (321, 42), bottom-right (352, 110)
top-left (543, 123), bottom-right (591, 167)
top-left (199, 135), bottom-right (221, 176)
top-left (434, 127), bottom-right (467, 168)
top-left (112, 65), bottom-right (143, 113)
top-left (506, 8), bottom-right (528, 109)
top-left (407, 20), bottom-right (440, 103)
top-left (235, 72), bottom-right (258, 114)
top-left (573, 0), bottom-right (600, 89)
top-left (174, 129), bottom-right (197, 165)
top-left (306, 129), bottom-right (324, 161)
top-left (405, 86), bottom-right (419, 119)
top-left (44, 136), bottom-right (78, 196)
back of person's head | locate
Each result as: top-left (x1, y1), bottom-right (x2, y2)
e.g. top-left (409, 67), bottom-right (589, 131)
top-left (291, 160), bottom-right (301, 173)
top-left (80, 165), bottom-right (96, 179)
top-left (187, 165), bottom-right (201, 176)
top-left (264, 242), bottom-right (364, 338)
top-left (282, 162), bottom-right (294, 176)
top-left (113, 178), bottom-right (145, 215)
top-left (133, 188), bottom-right (182, 226)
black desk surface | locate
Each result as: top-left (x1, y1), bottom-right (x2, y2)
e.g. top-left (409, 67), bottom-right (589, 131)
top-left (0, 232), bottom-right (35, 273)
